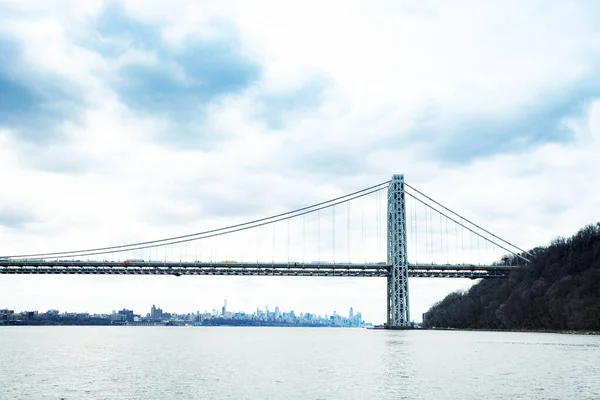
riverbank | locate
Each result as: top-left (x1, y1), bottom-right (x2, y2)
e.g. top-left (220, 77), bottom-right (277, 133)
top-left (427, 327), bottom-right (600, 335)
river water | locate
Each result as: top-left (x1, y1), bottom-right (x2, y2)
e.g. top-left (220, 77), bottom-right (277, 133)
top-left (0, 327), bottom-right (598, 399)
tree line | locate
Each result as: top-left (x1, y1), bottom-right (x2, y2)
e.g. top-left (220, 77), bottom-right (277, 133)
top-left (423, 222), bottom-right (600, 331)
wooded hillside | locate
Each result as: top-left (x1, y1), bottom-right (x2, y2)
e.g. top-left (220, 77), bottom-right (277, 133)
top-left (423, 223), bottom-right (600, 331)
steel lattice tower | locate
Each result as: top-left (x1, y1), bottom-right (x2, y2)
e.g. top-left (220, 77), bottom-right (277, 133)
top-left (387, 174), bottom-right (410, 327)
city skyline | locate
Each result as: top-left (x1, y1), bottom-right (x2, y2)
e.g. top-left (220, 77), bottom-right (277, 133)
top-left (3, 301), bottom-right (363, 320)
top-left (1, 300), bottom-right (370, 327)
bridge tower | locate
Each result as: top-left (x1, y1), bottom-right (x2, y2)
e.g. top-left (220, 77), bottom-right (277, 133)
top-left (387, 174), bottom-right (410, 328)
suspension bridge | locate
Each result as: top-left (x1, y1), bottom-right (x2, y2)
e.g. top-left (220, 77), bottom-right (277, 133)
top-left (0, 174), bottom-right (529, 328)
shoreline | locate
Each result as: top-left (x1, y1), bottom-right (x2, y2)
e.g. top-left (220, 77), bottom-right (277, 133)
top-left (426, 327), bottom-right (600, 335)
top-left (0, 322), bottom-right (365, 328)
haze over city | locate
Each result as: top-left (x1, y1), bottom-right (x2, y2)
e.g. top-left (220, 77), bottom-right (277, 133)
top-left (1, 300), bottom-right (371, 328)
top-left (2, 1), bottom-right (600, 324)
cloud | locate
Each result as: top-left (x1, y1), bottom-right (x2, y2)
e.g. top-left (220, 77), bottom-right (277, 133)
top-left (0, 207), bottom-right (36, 229)
top-left (0, 37), bottom-right (83, 143)
top-left (81, 2), bottom-right (262, 149)
top-left (410, 92), bottom-right (586, 164)
top-left (289, 148), bottom-right (367, 176)
top-left (254, 77), bottom-right (330, 130)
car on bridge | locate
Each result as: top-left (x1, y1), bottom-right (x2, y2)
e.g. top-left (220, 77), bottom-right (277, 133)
top-left (124, 259), bottom-right (145, 264)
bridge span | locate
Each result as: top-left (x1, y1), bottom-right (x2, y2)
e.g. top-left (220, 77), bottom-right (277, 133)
top-left (0, 260), bottom-right (517, 279)
top-left (0, 174), bottom-right (528, 328)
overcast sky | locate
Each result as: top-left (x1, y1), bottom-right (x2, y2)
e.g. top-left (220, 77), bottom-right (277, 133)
top-left (1, 0), bottom-right (600, 324)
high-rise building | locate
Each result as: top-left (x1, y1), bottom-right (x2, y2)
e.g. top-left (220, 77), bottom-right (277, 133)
top-left (118, 309), bottom-right (134, 322)
top-left (349, 307), bottom-right (354, 319)
top-left (150, 304), bottom-right (163, 320)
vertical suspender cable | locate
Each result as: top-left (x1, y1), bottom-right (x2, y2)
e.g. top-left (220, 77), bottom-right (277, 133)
top-left (409, 194), bottom-right (413, 264)
top-left (318, 209), bottom-right (321, 262)
top-left (469, 223), bottom-right (473, 265)
top-left (439, 212), bottom-right (442, 264)
top-left (377, 191), bottom-right (380, 260)
top-left (347, 202), bottom-right (350, 263)
top-left (485, 229), bottom-right (488, 264)
top-left (240, 230), bottom-right (243, 263)
top-left (444, 214), bottom-right (450, 264)
top-left (424, 201), bottom-right (429, 264)
top-left (302, 214), bottom-right (306, 265)
top-left (454, 220), bottom-right (458, 265)
top-left (460, 218), bottom-right (465, 265)
top-left (332, 205), bottom-right (336, 264)
top-left (362, 197), bottom-right (365, 263)
top-left (477, 228), bottom-right (481, 265)
top-left (414, 195), bottom-right (418, 264)
top-left (428, 204), bottom-right (432, 263)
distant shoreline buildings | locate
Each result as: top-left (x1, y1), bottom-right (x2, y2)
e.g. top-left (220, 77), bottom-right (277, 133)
top-left (0, 301), bottom-right (372, 327)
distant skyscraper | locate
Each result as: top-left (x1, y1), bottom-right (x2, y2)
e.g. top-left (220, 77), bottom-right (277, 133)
top-left (150, 304), bottom-right (163, 320)
top-left (349, 307), bottom-right (354, 319)
top-left (118, 309), bottom-right (134, 322)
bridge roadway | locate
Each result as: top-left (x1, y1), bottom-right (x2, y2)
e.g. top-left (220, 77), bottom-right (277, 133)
top-left (0, 260), bottom-right (516, 279)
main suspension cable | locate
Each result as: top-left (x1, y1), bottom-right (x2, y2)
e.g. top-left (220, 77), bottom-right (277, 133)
top-left (6, 181), bottom-right (391, 259)
top-left (25, 185), bottom-right (389, 260)
top-left (404, 182), bottom-right (530, 256)
top-left (405, 190), bottom-right (529, 263)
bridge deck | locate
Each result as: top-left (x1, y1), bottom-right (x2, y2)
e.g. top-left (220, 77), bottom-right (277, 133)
top-left (0, 260), bottom-right (517, 278)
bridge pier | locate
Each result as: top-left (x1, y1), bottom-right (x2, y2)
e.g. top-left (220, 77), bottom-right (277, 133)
top-left (386, 174), bottom-right (411, 328)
